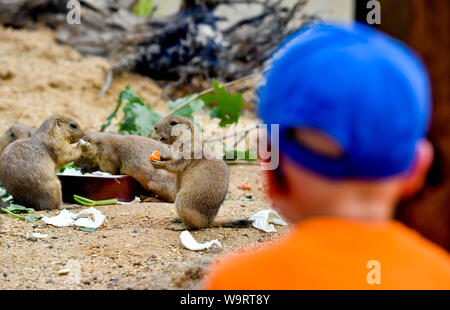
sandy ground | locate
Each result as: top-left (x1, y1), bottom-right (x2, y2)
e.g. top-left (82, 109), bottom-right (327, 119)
top-left (0, 26), bottom-right (289, 289)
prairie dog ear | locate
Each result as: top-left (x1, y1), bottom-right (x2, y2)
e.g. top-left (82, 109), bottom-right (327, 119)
top-left (55, 119), bottom-right (62, 128)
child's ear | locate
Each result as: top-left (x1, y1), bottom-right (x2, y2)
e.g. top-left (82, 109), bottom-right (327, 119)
top-left (265, 169), bottom-right (280, 200)
top-left (401, 139), bottom-right (434, 199)
top-left (264, 156), bottom-right (289, 200)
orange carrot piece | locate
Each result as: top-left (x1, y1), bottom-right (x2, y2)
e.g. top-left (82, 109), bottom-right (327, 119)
top-left (239, 182), bottom-right (251, 190)
top-left (149, 151), bottom-right (161, 161)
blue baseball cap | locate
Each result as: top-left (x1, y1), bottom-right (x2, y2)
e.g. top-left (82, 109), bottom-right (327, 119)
top-left (258, 23), bottom-right (431, 179)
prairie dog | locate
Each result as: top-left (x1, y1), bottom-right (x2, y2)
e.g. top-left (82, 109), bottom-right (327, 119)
top-left (75, 132), bottom-right (177, 202)
top-left (0, 122), bottom-right (36, 154)
top-left (0, 115), bottom-right (84, 210)
top-left (152, 116), bottom-right (251, 229)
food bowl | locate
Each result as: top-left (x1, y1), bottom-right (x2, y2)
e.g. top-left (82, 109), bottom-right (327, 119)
top-left (57, 174), bottom-right (148, 203)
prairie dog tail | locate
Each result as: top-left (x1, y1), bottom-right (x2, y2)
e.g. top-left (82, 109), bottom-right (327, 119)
top-left (211, 219), bottom-right (254, 228)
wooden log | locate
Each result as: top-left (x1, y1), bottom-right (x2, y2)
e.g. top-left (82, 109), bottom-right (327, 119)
top-left (357, 0), bottom-right (450, 251)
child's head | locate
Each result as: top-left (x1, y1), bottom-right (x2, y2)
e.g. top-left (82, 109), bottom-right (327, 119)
top-left (258, 23), bottom-right (433, 223)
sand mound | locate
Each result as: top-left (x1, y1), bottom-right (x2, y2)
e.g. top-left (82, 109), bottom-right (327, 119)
top-left (0, 26), bottom-right (163, 133)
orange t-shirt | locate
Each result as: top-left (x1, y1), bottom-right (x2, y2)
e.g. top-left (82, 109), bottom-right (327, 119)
top-left (204, 217), bottom-right (450, 289)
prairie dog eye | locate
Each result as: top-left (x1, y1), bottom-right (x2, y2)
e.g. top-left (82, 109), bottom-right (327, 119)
top-left (10, 132), bottom-right (15, 139)
top-left (170, 121), bottom-right (178, 126)
top-left (70, 123), bottom-right (78, 129)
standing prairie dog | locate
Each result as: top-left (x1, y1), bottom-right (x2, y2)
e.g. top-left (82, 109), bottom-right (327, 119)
top-left (151, 116), bottom-right (252, 229)
top-left (75, 132), bottom-right (177, 202)
top-left (0, 115), bottom-right (85, 210)
top-left (0, 122), bottom-right (36, 154)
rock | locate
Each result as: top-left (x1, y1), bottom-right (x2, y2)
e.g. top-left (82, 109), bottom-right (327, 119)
top-left (57, 269), bottom-right (70, 276)
top-left (0, 69), bottom-right (14, 80)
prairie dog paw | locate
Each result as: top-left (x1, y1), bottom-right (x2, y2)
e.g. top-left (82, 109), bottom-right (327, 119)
top-left (150, 160), bottom-right (164, 169)
top-left (78, 139), bottom-right (91, 151)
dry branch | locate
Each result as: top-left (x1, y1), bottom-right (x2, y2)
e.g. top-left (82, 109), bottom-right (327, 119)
top-left (206, 124), bottom-right (258, 143)
top-left (0, 0), bottom-right (316, 93)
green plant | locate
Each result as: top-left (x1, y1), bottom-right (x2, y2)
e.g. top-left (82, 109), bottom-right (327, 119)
top-left (168, 95), bottom-right (204, 129)
top-left (200, 80), bottom-right (244, 127)
top-left (133, 0), bottom-right (154, 18)
top-left (222, 146), bottom-right (257, 162)
top-left (0, 188), bottom-right (42, 222)
top-left (73, 195), bottom-right (118, 206)
top-left (101, 81), bottom-right (244, 136)
top-left (58, 162), bottom-right (80, 173)
top-left (0, 186), bottom-right (13, 204)
top-left (101, 86), bottom-right (162, 136)
top-left (121, 99), bottom-right (163, 136)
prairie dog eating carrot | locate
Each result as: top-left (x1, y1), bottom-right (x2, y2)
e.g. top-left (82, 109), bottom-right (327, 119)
top-left (151, 116), bottom-right (252, 229)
